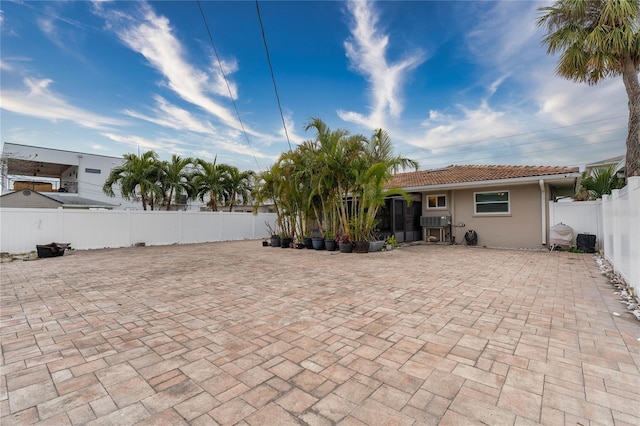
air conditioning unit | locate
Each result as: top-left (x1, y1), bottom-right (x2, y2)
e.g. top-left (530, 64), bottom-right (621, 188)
top-left (420, 216), bottom-right (451, 227)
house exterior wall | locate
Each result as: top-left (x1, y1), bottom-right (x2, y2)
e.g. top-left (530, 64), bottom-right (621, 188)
top-left (421, 190), bottom-right (453, 242)
top-left (450, 183), bottom-right (543, 249)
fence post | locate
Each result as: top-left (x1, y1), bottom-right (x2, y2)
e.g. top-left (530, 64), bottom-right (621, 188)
top-left (127, 210), bottom-right (132, 247)
top-left (57, 207), bottom-right (64, 243)
top-left (628, 177), bottom-right (640, 295)
top-left (611, 189), bottom-right (621, 274)
top-left (601, 194), bottom-right (610, 260)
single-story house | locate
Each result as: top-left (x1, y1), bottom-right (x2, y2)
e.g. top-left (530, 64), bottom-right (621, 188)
top-left (0, 189), bottom-right (117, 209)
top-left (384, 165), bottom-right (580, 249)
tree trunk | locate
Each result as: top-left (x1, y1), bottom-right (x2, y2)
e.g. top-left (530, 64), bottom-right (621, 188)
top-left (622, 56), bottom-right (640, 177)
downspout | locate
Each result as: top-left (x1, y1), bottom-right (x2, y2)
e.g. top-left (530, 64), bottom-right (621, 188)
top-left (449, 190), bottom-right (455, 244)
top-left (539, 179), bottom-right (546, 245)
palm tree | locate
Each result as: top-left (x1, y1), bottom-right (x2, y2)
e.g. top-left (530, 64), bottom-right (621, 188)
top-left (366, 129), bottom-right (418, 173)
top-left (192, 157), bottom-right (227, 211)
top-left (304, 118), bottom-right (366, 239)
top-left (537, 0), bottom-right (640, 177)
top-left (158, 154), bottom-right (194, 211)
top-left (577, 164), bottom-right (626, 199)
top-left (253, 163), bottom-right (289, 236)
top-left (220, 164), bottom-right (255, 212)
top-left (102, 151), bottom-right (162, 210)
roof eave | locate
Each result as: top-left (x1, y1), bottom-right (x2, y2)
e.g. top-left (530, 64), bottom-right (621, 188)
top-left (401, 172), bottom-right (581, 192)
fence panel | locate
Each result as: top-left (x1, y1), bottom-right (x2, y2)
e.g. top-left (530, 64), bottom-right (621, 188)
top-left (0, 208), bottom-right (277, 253)
top-left (602, 177), bottom-right (640, 297)
top-left (179, 212), bottom-right (223, 243)
top-left (548, 200), bottom-right (602, 249)
top-left (0, 209), bottom-right (59, 253)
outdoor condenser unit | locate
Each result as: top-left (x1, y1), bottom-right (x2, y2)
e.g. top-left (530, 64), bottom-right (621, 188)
top-left (420, 216), bottom-right (451, 227)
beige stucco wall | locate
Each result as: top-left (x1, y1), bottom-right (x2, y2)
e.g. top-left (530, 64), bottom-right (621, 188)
top-left (450, 184), bottom-right (543, 249)
top-left (421, 184), bottom-right (546, 249)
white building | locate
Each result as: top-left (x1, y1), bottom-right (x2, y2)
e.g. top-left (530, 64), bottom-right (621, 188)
top-left (1, 143), bottom-right (140, 209)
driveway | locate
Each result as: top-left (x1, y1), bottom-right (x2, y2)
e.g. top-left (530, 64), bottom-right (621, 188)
top-left (1, 241), bottom-right (639, 425)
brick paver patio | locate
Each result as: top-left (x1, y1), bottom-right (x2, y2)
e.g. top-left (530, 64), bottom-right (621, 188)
top-left (1, 241), bottom-right (639, 425)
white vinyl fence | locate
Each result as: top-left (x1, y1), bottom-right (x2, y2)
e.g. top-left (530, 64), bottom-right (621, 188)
top-left (602, 177), bottom-right (640, 296)
top-left (549, 176), bottom-right (639, 295)
top-left (0, 208), bottom-right (277, 253)
top-left (549, 200), bottom-right (603, 250)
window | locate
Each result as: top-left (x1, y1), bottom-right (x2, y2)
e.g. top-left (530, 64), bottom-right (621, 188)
top-left (474, 191), bottom-right (510, 214)
top-left (85, 168), bottom-right (101, 174)
top-left (427, 194), bottom-right (446, 209)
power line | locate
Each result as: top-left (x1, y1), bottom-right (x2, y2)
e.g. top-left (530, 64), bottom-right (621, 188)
top-left (408, 126), bottom-right (626, 163)
top-left (417, 137), bottom-right (623, 169)
top-left (196, 0), bottom-right (262, 172)
top-left (255, 0), bottom-right (293, 153)
top-left (400, 115), bottom-right (626, 156)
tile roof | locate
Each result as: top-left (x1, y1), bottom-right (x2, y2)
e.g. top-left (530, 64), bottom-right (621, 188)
top-left (389, 165), bottom-right (580, 188)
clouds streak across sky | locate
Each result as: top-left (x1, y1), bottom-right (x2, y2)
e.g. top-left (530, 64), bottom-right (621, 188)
top-left (0, 0), bottom-right (629, 171)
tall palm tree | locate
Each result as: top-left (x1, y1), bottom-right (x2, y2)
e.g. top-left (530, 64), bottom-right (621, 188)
top-left (158, 154), bottom-right (194, 211)
top-left (304, 118), bottom-right (366, 239)
top-left (537, 0), bottom-right (640, 177)
top-left (220, 164), bottom-right (255, 212)
top-left (102, 151), bottom-right (161, 210)
top-left (253, 163), bottom-right (288, 235)
top-left (192, 157), bottom-right (227, 211)
top-left (366, 129), bottom-right (418, 173)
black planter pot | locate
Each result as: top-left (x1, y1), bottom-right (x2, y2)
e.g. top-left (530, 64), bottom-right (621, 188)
top-left (303, 237), bottom-right (314, 249)
top-left (281, 237), bottom-right (292, 248)
top-left (338, 242), bottom-right (353, 253)
top-left (354, 240), bottom-right (370, 253)
top-left (311, 237), bottom-right (325, 250)
top-left (271, 235), bottom-right (281, 247)
top-left (262, 240), bottom-right (269, 247)
top-left (325, 239), bottom-right (337, 251)
top-left (295, 243), bottom-right (305, 249)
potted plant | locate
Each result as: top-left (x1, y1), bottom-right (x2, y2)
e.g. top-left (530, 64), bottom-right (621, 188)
top-left (263, 222), bottom-right (281, 247)
top-left (385, 235), bottom-right (398, 250)
top-left (280, 233), bottom-right (292, 248)
top-left (324, 230), bottom-right (337, 251)
top-left (336, 233), bottom-right (353, 253)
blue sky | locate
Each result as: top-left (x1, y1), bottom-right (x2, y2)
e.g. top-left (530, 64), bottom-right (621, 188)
top-left (1, 0), bottom-right (629, 173)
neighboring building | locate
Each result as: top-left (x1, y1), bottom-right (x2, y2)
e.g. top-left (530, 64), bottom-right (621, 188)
top-left (583, 155), bottom-right (625, 178)
top-left (387, 165), bottom-right (580, 249)
top-left (1, 143), bottom-right (140, 209)
top-left (0, 143), bottom-right (255, 212)
top-left (0, 190), bottom-right (117, 209)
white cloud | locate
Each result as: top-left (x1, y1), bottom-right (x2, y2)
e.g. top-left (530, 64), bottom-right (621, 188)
top-left (395, 0), bottom-right (627, 169)
top-left (338, 0), bottom-right (426, 130)
top-left (96, 2), bottom-right (263, 138)
top-left (123, 95), bottom-right (217, 135)
top-left (1, 77), bottom-right (126, 130)
top-left (101, 132), bottom-right (182, 153)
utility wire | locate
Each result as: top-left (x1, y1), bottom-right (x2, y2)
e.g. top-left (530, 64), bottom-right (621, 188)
top-left (417, 137), bottom-right (623, 169)
top-left (196, 0), bottom-right (262, 172)
top-left (400, 115), bottom-right (626, 156)
top-left (255, 0), bottom-right (293, 153)
top-left (408, 126), bottom-right (626, 163)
